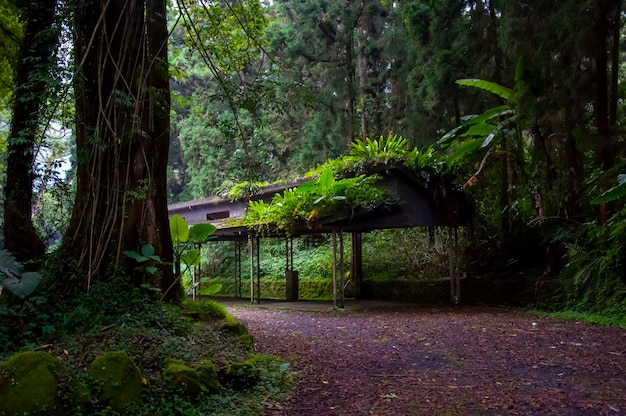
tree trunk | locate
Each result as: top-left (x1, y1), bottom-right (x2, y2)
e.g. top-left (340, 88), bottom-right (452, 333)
top-left (3, 0), bottom-right (57, 261)
top-left (64, 0), bottom-right (175, 299)
top-left (592, 0), bottom-right (612, 170)
top-left (608, 0), bottom-right (621, 126)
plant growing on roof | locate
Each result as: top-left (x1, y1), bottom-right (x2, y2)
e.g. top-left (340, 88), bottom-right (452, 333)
top-left (242, 168), bottom-right (390, 234)
top-left (308, 134), bottom-right (442, 179)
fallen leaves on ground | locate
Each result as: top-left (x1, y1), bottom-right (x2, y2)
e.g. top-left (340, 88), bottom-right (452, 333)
top-left (229, 305), bottom-right (626, 416)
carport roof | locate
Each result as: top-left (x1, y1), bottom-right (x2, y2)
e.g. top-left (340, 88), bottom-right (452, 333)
top-left (168, 168), bottom-right (474, 241)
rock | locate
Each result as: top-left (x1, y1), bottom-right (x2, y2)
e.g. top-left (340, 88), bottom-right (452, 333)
top-left (163, 358), bottom-right (206, 397)
top-left (220, 319), bottom-right (249, 336)
top-left (217, 355), bottom-right (260, 390)
top-left (195, 359), bottom-right (222, 394)
top-left (0, 350), bottom-right (90, 415)
top-left (238, 334), bottom-right (255, 350)
top-left (88, 351), bottom-right (143, 410)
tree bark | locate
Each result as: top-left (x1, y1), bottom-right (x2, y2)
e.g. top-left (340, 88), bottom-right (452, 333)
top-left (3, 0), bottom-right (57, 261)
top-left (65, 0), bottom-right (175, 299)
top-left (592, 0), bottom-right (612, 170)
top-left (608, 0), bottom-right (621, 126)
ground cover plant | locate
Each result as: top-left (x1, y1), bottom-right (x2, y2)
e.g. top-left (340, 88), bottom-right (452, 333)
top-left (0, 277), bottom-right (293, 415)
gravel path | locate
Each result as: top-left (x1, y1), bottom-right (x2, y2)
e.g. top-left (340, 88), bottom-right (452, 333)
top-left (229, 305), bottom-right (626, 415)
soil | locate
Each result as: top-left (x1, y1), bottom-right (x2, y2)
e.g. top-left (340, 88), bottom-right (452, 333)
top-left (228, 304), bottom-right (626, 416)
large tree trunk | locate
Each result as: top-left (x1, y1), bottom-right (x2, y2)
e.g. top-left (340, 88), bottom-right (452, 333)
top-left (592, 0), bottom-right (612, 170)
top-left (64, 0), bottom-right (176, 300)
top-left (608, 0), bottom-right (621, 126)
top-left (3, 0), bottom-right (57, 261)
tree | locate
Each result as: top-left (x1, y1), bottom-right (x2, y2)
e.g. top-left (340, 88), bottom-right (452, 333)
top-left (62, 0), bottom-right (176, 299)
top-left (4, 0), bottom-right (58, 261)
top-left (170, 0), bottom-right (279, 200)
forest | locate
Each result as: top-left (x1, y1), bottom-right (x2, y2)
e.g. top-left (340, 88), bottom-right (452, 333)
top-left (0, 0), bottom-right (625, 414)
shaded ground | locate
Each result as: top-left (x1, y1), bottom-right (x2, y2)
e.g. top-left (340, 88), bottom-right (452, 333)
top-left (227, 303), bottom-right (626, 415)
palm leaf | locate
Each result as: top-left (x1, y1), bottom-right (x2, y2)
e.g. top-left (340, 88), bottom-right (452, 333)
top-left (456, 79), bottom-right (513, 100)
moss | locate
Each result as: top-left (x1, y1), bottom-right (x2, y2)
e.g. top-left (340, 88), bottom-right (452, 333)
top-left (88, 351), bottom-right (143, 410)
top-left (217, 355), bottom-right (260, 390)
top-left (163, 358), bottom-right (206, 397)
top-left (238, 334), bottom-right (255, 350)
top-left (195, 359), bottom-right (222, 394)
top-left (220, 319), bottom-right (249, 336)
top-left (181, 300), bottom-right (227, 320)
top-left (0, 350), bottom-right (88, 415)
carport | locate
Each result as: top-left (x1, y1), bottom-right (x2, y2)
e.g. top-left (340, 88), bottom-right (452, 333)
top-left (168, 167), bottom-right (474, 306)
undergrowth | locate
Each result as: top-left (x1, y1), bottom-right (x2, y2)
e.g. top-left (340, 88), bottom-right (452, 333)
top-left (0, 278), bottom-right (294, 415)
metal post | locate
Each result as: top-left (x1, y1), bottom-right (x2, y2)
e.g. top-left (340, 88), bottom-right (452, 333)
top-left (332, 231), bottom-right (337, 308)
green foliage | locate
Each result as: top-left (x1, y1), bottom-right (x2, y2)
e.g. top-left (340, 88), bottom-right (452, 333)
top-left (227, 181), bottom-right (270, 200)
top-left (349, 135), bottom-right (414, 160)
top-left (242, 168), bottom-right (389, 233)
top-left (0, 0), bottom-right (23, 107)
top-left (239, 134), bottom-right (452, 233)
top-left (309, 134), bottom-right (443, 178)
top-left (0, 249), bottom-right (42, 299)
top-left (455, 79), bottom-right (513, 100)
top-left (123, 244), bottom-right (163, 275)
top-left (590, 174), bottom-right (626, 205)
top-left (181, 299), bottom-right (227, 320)
top-left (0, 272), bottom-right (293, 415)
top-left (553, 207), bottom-right (626, 316)
top-left (161, 214), bottom-right (218, 298)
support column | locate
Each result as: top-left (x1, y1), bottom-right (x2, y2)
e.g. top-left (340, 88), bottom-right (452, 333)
top-left (286, 237), bottom-right (298, 301)
top-left (350, 232), bottom-right (362, 298)
top-left (235, 240), bottom-right (242, 298)
top-left (332, 231), bottom-right (337, 308)
top-left (339, 230), bottom-right (345, 309)
top-left (448, 227), bottom-right (460, 304)
top-left (249, 233), bottom-right (255, 304)
top-left (256, 236), bottom-right (261, 304)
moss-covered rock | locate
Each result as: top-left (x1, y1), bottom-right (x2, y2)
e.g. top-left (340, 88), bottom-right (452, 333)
top-left (163, 358), bottom-right (206, 397)
top-left (217, 355), bottom-right (260, 390)
top-left (181, 300), bottom-right (227, 320)
top-left (0, 350), bottom-right (89, 415)
top-left (88, 351), bottom-right (142, 410)
top-left (238, 334), bottom-right (255, 350)
top-left (195, 359), bottom-right (222, 394)
top-left (220, 319), bottom-right (249, 336)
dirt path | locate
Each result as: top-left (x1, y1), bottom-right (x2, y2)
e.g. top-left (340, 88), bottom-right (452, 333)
top-left (229, 305), bottom-right (626, 415)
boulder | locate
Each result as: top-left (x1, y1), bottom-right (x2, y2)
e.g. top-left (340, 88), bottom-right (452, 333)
top-left (0, 350), bottom-right (90, 415)
top-left (88, 350), bottom-right (143, 410)
top-left (163, 358), bottom-right (206, 397)
top-left (195, 359), bottom-right (222, 394)
top-left (220, 319), bottom-right (249, 336)
top-left (217, 355), bottom-right (260, 390)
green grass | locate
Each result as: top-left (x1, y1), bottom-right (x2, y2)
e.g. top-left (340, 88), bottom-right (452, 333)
top-left (528, 309), bottom-right (626, 328)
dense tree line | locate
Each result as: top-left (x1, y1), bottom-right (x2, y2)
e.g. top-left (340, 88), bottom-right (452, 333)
top-left (170, 0), bottom-right (626, 309)
top-left (0, 0), bottom-right (623, 311)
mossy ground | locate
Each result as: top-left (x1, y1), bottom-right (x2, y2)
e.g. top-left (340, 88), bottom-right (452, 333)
top-left (0, 283), bottom-right (294, 416)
